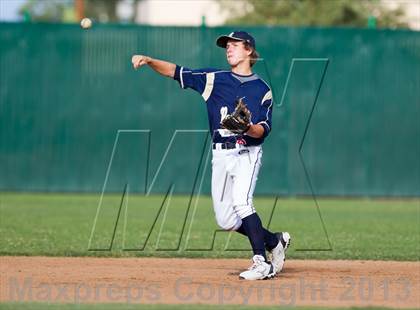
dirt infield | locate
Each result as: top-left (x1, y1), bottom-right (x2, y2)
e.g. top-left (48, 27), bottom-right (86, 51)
top-left (1, 257), bottom-right (418, 308)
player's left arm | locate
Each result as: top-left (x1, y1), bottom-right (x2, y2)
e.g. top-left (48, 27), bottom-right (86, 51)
top-left (249, 89), bottom-right (273, 139)
top-left (246, 124), bottom-right (265, 138)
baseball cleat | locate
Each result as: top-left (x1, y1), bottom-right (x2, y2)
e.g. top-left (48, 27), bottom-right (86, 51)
top-left (270, 232), bottom-right (291, 274)
top-left (239, 255), bottom-right (275, 280)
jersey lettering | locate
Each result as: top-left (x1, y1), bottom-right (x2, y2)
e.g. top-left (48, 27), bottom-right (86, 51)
top-left (220, 106), bottom-right (228, 122)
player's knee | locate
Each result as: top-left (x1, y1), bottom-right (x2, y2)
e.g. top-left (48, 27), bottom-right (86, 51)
top-left (234, 204), bottom-right (255, 219)
top-left (216, 216), bottom-right (240, 231)
top-left (216, 218), bottom-right (234, 230)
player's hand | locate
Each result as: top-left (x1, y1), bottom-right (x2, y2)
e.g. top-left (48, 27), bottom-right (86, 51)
top-left (132, 55), bottom-right (151, 69)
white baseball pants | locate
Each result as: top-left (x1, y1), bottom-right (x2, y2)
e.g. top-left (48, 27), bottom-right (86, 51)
top-left (211, 144), bottom-right (262, 231)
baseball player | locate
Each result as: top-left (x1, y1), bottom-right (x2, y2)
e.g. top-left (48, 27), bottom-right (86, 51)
top-left (132, 31), bottom-right (291, 280)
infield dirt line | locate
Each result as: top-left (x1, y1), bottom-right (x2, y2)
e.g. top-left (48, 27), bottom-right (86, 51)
top-left (0, 256), bottom-right (418, 308)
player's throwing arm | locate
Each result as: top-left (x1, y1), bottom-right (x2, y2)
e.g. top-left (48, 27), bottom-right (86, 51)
top-left (131, 55), bottom-right (176, 78)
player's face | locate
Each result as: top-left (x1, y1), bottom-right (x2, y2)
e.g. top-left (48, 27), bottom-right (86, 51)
top-left (226, 40), bottom-right (251, 67)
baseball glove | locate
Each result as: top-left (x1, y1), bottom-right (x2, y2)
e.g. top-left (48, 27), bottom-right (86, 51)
top-left (220, 98), bottom-right (252, 134)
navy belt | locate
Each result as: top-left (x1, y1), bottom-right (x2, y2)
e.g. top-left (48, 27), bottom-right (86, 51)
top-left (212, 142), bottom-right (237, 150)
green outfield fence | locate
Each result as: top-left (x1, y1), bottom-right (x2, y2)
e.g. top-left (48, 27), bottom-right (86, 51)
top-left (0, 23), bottom-right (419, 196)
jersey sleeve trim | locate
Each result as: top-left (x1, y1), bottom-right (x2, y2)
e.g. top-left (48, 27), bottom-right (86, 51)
top-left (180, 66), bottom-right (185, 88)
top-left (261, 99), bottom-right (273, 130)
top-left (258, 89), bottom-right (273, 138)
top-left (261, 91), bottom-right (273, 128)
top-left (261, 90), bottom-right (272, 104)
top-left (258, 121), bottom-right (270, 131)
top-left (202, 72), bottom-right (215, 101)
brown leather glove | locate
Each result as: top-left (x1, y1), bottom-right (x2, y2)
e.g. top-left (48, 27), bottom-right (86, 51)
top-left (220, 98), bottom-right (252, 134)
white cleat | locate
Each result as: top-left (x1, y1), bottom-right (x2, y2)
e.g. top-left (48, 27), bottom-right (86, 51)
top-left (271, 232), bottom-right (291, 274)
top-left (239, 255), bottom-right (275, 280)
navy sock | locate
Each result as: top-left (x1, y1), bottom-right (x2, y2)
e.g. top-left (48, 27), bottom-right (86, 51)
top-left (238, 213), bottom-right (268, 261)
top-left (237, 221), bottom-right (279, 252)
top-left (264, 229), bottom-right (279, 251)
top-left (236, 225), bottom-right (247, 236)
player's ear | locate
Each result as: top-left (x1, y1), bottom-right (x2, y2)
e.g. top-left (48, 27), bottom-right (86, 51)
top-left (243, 42), bottom-right (253, 56)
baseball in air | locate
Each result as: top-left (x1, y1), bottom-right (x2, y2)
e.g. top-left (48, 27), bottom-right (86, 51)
top-left (80, 18), bottom-right (92, 29)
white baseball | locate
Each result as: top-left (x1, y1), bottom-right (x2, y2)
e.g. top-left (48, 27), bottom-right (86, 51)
top-left (80, 18), bottom-right (92, 29)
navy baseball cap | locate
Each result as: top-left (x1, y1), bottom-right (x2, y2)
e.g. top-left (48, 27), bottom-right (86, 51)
top-left (216, 31), bottom-right (256, 49)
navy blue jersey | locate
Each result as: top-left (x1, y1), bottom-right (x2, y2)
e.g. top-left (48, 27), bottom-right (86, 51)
top-left (173, 65), bottom-right (273, 146)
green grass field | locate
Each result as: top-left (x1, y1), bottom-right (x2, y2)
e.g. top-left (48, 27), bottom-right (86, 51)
top-left (0, 193), bottom-right (418, 260)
